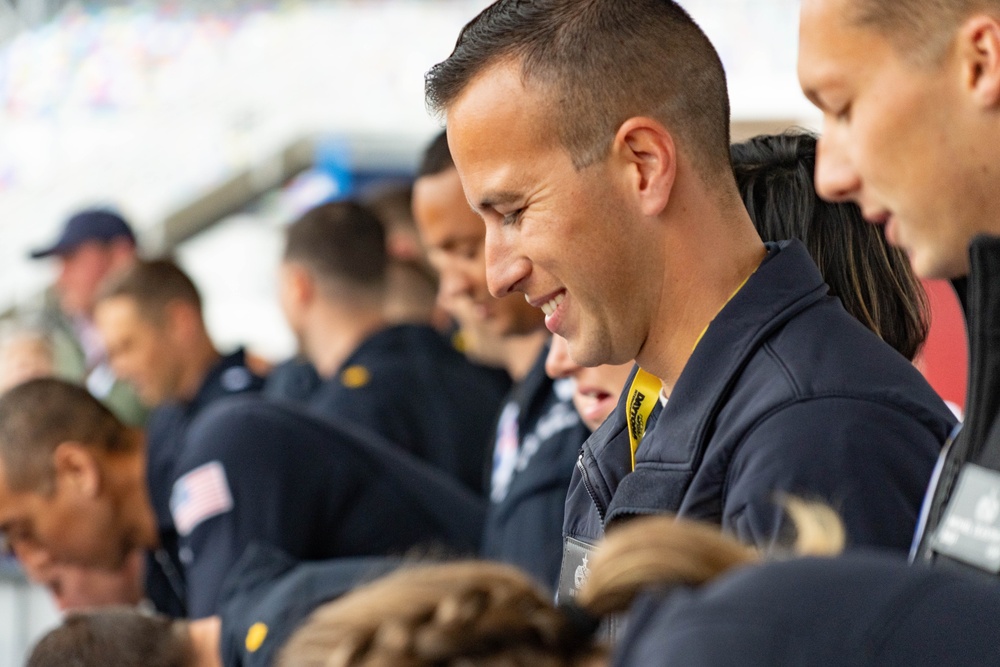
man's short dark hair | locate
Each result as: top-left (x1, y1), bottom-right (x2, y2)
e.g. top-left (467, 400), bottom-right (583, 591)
top-left (0, 379), bottom-right (130, 493)
top-left (96, 258), bottom-right (203, 323)
top-left (850, 0), bottom-right (989, 64)
top-left (28, 607), bottom-right (190, 667)
top-left (283, 201), bottom-right (388, 297)
top-left (425, 0), bottom-right (731, 179)
top-left (362, 182), bottom-right (416, 234)
top-left (416, 130), bottom-right (454, 179)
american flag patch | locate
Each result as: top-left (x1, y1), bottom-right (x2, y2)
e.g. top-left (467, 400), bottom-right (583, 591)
top-left (170, 461), bottom-right (234, 536)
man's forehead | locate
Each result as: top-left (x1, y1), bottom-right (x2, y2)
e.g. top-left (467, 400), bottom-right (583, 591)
top-left (798, 0), bottom-right (884, 87)
top-left (95, 294), bottom-right (143, 322)
top-left (59, 240), bottom-right (110, 261)
top-left (446, 60), bottom-right (556, 165)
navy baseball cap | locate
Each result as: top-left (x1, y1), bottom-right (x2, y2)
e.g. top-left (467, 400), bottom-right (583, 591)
top-left (30, 209), bottom-right (136, 259)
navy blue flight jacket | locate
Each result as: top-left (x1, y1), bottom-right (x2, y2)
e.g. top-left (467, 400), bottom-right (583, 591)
top-left (614, 552), bottom-right (1000, 666)
top-left (145, 347), bottom-right (265, 617)
top-left (307, 323), bottom-right (510, 494)
top-left (217, 544), bottom-right (399, 667)
top-left (564, 241), bottom-right (956, 563)
top-left (915, 235), bottom-right (1000, 578)
top-left (166, 396), bottom-right (485, 617)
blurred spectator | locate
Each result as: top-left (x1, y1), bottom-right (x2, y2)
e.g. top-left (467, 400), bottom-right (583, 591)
top-left (28, 208), bottom-right (146, 425)
top-left (93, 258), bottom-right (266, 615)
top-left (263, 183), bottom-right (447, 407)
top-left (0, 322), bottom-right (55, 392)
top-left (362, 182), bottom-right (450, 331)
top-left (0, 379), bottom-right (485, 618)
top-left (13, 546), bottom-right (145, 613)
top-left (412, 130), bottom-right (587, 590)
top-left (279, 200), bottom-right (509, 493)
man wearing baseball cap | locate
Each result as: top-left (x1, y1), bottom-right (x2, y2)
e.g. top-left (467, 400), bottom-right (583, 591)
top-left (29, 208), bottom-right (145, 426)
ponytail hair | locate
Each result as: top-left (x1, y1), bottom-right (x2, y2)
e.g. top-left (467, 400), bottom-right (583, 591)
top-left (578, 499), bottom-right (843, 618)
top-left (279, 503), bottom-right (843, 666)
top-left (577, 516), bottom-right (759, 617)
top-left (277, 560), bottom-right (605, 667)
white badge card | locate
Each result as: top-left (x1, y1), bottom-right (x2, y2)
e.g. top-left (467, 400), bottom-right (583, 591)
top-left (931, 463), bottom-right (1000, 573)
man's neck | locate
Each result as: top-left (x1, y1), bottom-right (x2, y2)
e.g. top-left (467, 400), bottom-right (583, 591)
top-left (307, 303), bottom-right (388, 379)
top-left (383, 263), bottom-right (437, 326)
top-left (116, 431), bottom-right (161, 551)
top-left (175, 335), bottom-right (221, 403)
top-left (636, 199), bottom-right (767, 392)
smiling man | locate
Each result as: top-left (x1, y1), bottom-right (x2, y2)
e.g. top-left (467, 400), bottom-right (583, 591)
top-left (427, 0), bottom-right (956, 594)
top-left (797, 0), bottom-right (1000, 574)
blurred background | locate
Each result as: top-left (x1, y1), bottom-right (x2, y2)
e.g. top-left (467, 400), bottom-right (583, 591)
top-left (0, 0), bottom-right (966, 662)
top-left (0, 0), bottom-right (812, 359)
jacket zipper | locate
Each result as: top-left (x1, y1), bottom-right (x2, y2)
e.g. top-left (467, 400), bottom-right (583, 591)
top-left (577, 452), bottom-right (608, 524)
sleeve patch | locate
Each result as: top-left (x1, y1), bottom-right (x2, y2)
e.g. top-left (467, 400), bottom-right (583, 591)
top-left (170, 461), bottom-right (234, 536)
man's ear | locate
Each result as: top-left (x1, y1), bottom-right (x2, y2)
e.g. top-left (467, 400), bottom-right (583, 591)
top-left (960, 15), bottom-right (1000, 108)
top-left (283, 263), bottom-right (316, 308)
top-left (163, 299), bottom-right (200, 341)
top-left (52, 442), bottom-right (102, 499)
top-left (611, 117), bottom-right (678, 218)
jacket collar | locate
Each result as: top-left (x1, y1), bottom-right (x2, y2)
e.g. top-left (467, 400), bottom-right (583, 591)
top-left (636, 240), bottom-right (827, 466)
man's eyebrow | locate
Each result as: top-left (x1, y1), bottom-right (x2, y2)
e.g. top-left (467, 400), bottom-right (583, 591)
top-left (476, 190), bottom-right (523, 212)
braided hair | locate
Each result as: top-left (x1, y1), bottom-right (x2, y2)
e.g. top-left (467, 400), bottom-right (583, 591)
top-left (279, 505), bottom-right (842, 666)
top-left (278, 560), bottom-right (605, 666)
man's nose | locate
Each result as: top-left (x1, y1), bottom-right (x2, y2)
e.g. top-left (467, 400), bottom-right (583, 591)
top-left (814, 132), bottom-right (862, 204)
top-left (438, 265), bottom-right (476, 303)
top-left (13, 541), bottom-right (54, 583)
top-left (484, 224), bottom-right (530, 299)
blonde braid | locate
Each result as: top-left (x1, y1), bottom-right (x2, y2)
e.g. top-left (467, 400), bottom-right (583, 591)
top-left (280, 505), bottom-right (842, 665)
top-left (278, 561), bottom-right (606, 667)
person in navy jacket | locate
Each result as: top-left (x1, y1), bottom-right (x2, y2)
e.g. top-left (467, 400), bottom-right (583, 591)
top-left (413, 131), bottom-right (588, 590)
top-left (279, 200), bottom-right (509, 495)
top-left (427, 1), bottom-right (954, 605)
top-left (560, 129), bottom-right (954, 598)
top-left (94, 258), bottom-right (266, 615)
top-left (0, 380), bottom-right (485, 619)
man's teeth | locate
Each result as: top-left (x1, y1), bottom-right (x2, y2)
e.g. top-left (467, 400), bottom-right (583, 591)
top-left (540, 293), bottom-right (565, 317)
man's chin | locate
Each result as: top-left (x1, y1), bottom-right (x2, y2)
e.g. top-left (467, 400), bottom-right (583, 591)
top-left (911, 248), bottom-right (971, 282)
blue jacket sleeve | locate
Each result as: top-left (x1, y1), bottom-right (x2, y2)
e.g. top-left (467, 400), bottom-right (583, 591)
top-left (724, 397), bottom-right (941, 551)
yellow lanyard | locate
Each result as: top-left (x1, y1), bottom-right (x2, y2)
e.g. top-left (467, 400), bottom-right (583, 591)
top-left (627, 269), bottom-right (756, 470)
top-left (626, 368), bottom-right (662, 471)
